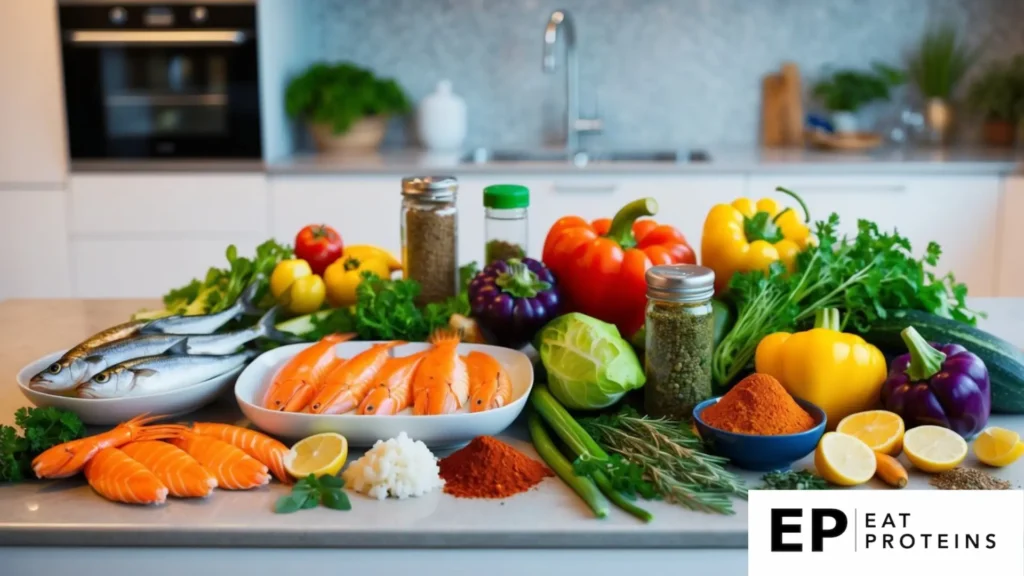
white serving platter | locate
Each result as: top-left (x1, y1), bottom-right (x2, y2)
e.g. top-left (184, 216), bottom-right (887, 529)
top-left (17, 350), bottom-right (243, 426)
top-left (234, 341), bottom-right (534, 448)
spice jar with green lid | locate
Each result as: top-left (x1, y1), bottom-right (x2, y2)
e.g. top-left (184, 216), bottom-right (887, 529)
top-left (401, 175), bottom-right (459, 306)
top-left (483, 184), bottom-right (529, 264)
top-left (644, 264), bottom-right (716, 419)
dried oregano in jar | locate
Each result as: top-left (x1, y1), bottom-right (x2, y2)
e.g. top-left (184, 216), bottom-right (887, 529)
top-left (644, 264), bottom-right (716, 419)
top-left (401, 176), bottom-right (459, 306)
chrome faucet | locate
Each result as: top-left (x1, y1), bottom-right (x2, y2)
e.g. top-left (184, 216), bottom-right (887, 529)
top-left (543, 9), bottom-right (601, 152)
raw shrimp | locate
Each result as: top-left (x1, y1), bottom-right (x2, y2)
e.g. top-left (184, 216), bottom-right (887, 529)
top-left (310, 341), bottom-right (404, 414)
top-left (263, 333), bottom-right (353, 412)
top-left (358, 352), bottom-right (427, 415)
top-left (412, 330), bottom-right (469, 415)
top-left (170, 433), bottom-right (270, 490)
top-left (466, 351), bottom-right (513, 412)
top-left (189, 422), bottom-right (290, 484)
top-left (32, 414), bottom-right (185, 479)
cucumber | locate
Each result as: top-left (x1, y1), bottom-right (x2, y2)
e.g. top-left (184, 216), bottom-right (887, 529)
top-left (856, 309), bottom-right (1024, 414)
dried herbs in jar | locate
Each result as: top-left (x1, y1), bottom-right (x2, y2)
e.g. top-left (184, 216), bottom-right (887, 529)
top-left (644, 264), bottom-right (716, 419)
top-left (401, 176), bottom-right (459, 306)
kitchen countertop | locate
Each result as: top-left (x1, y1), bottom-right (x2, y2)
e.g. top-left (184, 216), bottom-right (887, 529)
top-left (266, 146), bottom-right (1024, 176)
top-left (0, 298), bottom-right (1021, 549)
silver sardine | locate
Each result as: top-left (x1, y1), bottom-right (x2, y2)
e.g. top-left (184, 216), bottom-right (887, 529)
top-left (78, 351), bottom-right (257, 399)
top-left (141, 279), bottom-right (263, 335)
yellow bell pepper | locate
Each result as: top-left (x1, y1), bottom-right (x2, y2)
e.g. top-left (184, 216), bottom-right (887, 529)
top-left (755, 308), bottom-right (887, 430)
top-left (323, 253), bottom-right (393, 307)
top-left (700, 186), bottom-right (814, 293)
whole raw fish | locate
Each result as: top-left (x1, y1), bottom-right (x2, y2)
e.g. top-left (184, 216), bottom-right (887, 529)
top-left (140, 279), bottom-right (263, 335)
top-left (30, 334), bottom-right (192, 393)
top-left (78, 351), bottom-right (256, 399)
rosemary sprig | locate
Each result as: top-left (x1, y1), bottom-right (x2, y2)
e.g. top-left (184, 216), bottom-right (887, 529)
top-left (579, 407), bottom-right (747, 515)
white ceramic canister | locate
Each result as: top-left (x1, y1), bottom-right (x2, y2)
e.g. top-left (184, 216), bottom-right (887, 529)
top-left (417, 80), bottom-right (467, 152)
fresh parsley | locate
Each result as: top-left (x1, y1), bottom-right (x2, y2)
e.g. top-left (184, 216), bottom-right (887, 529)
top-left (1, 407), bottom-right (86, 482)
top-left (274, 474), bottom-right (352, 513)
top-left (301, 262), bottom-right (479, 342)
top-left (712, 212), bottom-right (978, 386)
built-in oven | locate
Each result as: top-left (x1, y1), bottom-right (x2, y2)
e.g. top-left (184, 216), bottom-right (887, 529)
top-left (59, 1), bottom-right (261, 159)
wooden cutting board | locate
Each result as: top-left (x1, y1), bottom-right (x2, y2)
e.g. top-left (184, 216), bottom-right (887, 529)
top-left (780, 62), bottom-right (804, 146)
top-left (761, 73), bottom-right (784, 147)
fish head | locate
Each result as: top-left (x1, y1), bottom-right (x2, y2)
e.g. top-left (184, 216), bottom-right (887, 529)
top-left (77, 365), bottom-right (135, 399)
top-left (30, 357), bottom-right (91, 392)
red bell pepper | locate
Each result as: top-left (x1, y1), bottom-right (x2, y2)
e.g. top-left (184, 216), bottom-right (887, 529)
top-left (541, 198), bottom-right (696, 337)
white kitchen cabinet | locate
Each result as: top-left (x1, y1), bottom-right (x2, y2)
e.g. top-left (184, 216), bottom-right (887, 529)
top-left (748, 175), bottom-right (1001, 296)
top-left (526, 175), bottom-right (746, 259)
top-left (0, 189), bottom-right (71, 299)
top-left (997, 176), bottom-right (1024, 297)
top-left (0, 0), bottom-right (67, 185)
top-left (70, 174), bottom-right (268, 235)
top-left (70, 235), bottom-right (265, 298)
top-left (269, 175), bottom-right (400, 254)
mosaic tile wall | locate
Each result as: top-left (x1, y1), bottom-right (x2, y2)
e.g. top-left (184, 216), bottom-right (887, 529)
top-left (307, 0), bottom-right (1024, 148)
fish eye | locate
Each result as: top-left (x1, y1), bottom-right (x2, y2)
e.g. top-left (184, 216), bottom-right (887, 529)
top-left (93, 373), bottom-right (109, 384)
top-left (46, 363), bottom-right (62, 374)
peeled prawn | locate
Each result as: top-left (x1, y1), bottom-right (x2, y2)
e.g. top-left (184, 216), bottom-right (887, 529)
top-left (189, 422), bottom-right (290, 484)
top-left (83, 447), bottom-right (169, 505)
top-left (170, 433), bottom-right (270, 490)
top-left (121, 441), bottom-right (217, 498)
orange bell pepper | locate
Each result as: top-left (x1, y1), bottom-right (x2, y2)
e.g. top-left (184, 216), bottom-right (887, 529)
top-left (541, 198), bottom-right (696, 337)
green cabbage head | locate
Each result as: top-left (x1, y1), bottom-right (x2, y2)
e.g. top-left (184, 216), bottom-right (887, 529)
top-left (537, 313), bottom-right (646, 410)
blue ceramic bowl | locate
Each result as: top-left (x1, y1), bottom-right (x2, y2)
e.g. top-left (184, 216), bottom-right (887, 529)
top-left (692, 396), bottom-right (827, 471)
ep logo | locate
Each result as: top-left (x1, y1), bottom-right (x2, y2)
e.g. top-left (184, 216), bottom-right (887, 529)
top-left (771, 508), bottom-right (848, 552)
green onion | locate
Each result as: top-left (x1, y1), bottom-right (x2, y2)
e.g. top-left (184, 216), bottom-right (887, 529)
top-left (527, 410), bottom-right (609, 519)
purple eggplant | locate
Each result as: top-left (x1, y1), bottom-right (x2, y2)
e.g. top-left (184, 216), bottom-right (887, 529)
top-left (881, 326), bottom-right (990, 439)
top-left (468, 258), bottom-right (560, 349)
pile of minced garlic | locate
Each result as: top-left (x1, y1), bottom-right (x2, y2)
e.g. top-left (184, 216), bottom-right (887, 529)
top-left (342, 432), bottom-right (444, 500)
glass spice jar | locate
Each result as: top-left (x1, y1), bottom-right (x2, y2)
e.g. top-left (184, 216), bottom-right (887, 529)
top-left (401, 175), bottom-right (459, 306)
top-left (483, 184), bottom-right (529, 264)
top-left (644, 264), bottom-right (716, 419)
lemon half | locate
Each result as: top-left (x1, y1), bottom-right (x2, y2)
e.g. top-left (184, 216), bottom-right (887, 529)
top-left (973, 427), bottom-right (1024, 468)
top-left (837, 410), bottom-right (905, 456)
top-left (814, 432), bottom-right (877, 486)
top-left (903, 425), bottom-right (967, 473)
top-left (285, 432), bottom-right (349, 479)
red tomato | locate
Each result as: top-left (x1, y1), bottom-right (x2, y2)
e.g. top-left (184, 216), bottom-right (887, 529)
top-left (294, 225), bottom-right (343, 275)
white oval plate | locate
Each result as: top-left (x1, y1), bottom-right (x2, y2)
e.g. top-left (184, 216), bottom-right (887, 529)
top-left (17, 350), bottom-right (243, 426)
top-left (235, 341), bottom-right (534, 448)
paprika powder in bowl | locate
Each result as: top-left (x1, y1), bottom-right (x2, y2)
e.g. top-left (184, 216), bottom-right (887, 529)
top-left (693, 374), bottom-right (826, 471)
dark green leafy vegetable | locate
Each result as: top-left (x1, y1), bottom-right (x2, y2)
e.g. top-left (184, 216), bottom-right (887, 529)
top-left (712, 213), bottom-right (978, 386)
top-left (759, 470), bottom-right (831, 490)
top-left (282, 263), bottom-right (479, 342)
top-left (274, 473), bottom-right (351, 513)
top-left (134, 240), bottom-right (293, 320)
top-left (1, 407), bottom-right (86, 482)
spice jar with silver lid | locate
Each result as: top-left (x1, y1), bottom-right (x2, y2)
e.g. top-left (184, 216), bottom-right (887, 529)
top-left (644, 264), bottom-right (716, 419)
top-left (401, 175), bottom-right (459, 306)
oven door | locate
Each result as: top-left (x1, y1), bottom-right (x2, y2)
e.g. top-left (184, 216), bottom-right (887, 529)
top-left (62, 29), bottom-right (261, 159)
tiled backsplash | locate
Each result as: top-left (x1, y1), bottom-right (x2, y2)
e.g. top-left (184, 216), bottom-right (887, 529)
top-left (306, 0), bottom-right (1024, 148)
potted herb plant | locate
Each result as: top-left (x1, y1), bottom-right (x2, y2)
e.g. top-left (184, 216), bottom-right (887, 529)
top-left (812, 63), bottom-right (905, 133)
top-left (285, 62), bottom-right (411, 153)
top-left (967, 56), bottom-right (1024, 147)
top-left (907, 24), bottom-right (980, 145)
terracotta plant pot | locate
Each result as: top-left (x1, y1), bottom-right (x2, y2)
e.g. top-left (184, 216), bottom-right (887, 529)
top-left (309, 117), bottom-right (387, 154)
top-left (982, 119), bottom-right (1016, 148)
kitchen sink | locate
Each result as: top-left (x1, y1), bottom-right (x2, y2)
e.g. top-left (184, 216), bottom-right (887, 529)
top-left (460, 148), bottom-right (710, 165)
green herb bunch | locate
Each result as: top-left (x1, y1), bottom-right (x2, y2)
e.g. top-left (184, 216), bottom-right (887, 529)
top-left (302, 263), bottom-right (478, 341)
top-left (909, 23), bottom-right (979, 99)
top-left (1, 407), bottom-right (86, 482)
top-left (275, 474), bottom-right (351, 513)
top-left (135, 239), bottom-right (292, 321)
top-left (285, 62), bottom-right (410, 135)
top-left (712, 212), bottom-right (976, 386)
top-left (812, 62), bottom-right (906, 112)
top-left (759, 470), bottom-right (831, 490)
top-left (967, 55), bottom-right (1024, 122)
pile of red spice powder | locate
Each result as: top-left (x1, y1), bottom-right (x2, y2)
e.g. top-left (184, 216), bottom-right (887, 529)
top-left (439, 436), bottom-right (553, 498)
